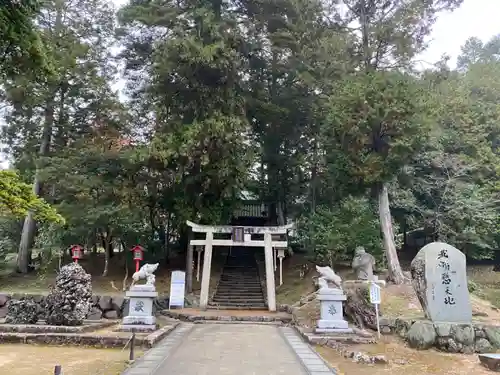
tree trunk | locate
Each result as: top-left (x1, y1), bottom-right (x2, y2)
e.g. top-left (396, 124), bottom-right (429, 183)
top-left (493, 251), bottom-right (500, 272)
top-left (17, 101), bottom-right (55, 273)
top-left (100, 230), bottom-right (112, 277)
top-left (378, 183), bottom-right (405, 284)
top-left (186, 229), bottom-right (194, 293)
top-left (121, 241), bottom-right (129, 291)
top-left (343, 284), bottom-right (378, 330)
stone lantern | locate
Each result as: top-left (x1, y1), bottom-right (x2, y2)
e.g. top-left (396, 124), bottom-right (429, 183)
top-left (71, 245), bottom-right (83, 264)
top-left (131, 245), bottom-right (144, 272)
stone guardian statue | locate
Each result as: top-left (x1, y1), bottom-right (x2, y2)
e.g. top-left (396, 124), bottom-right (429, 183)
top-left (351, 246), bottom-right (375, 280)
top-left (131, 263), bottom-right (159, 288)
top-left (315, 265), bottom-right (343, 290)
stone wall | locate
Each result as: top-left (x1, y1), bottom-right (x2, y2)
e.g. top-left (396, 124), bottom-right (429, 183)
top-left (0, 294), bottom-right (127, 320)
top-left (379, 317), bottom-right (500, 353)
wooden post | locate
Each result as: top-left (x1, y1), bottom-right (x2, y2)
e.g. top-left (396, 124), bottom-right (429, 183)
top-left (129, 331), bottom-right (136, 361)
top-left (196, 247), bottom-right (202, 282)
top-left (264, 232), bottom-right (276, 312)
top-left (199, 231), bottom-right (214, 310)
top-left (273, 247), bottom-right (277, 271)
top-left (186, 229), bottom-right (194, 293)
top-left (279, 256), bottom-right (283, 286)
top-left (54, 365), bottom-right (62, 375)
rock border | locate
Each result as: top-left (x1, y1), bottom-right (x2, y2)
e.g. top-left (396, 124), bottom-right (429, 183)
top-left (0, 319), bottom-right (116, 333)
top-left (0, 322), bottom-right (178, 348)
top-left (380, 317), bottom-right (500, 353)
top-left (294, 325), bottom-right (389, 364)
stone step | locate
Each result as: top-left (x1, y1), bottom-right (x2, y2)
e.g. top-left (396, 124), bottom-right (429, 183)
top-left (207, 305), bottom-right (267, 310)
top-left (208, 304), bottom-right (268, 309)
top-left (214, 293), bottom-right (264, 301)
top-left (212, 298), bottom-right (266, 304)
top-left (215, 289), bottom-right (263, 296)
top-left (217, 281), bottom-right (262, 286)
top-left (214, 297), bottom-right (265, 302)
top-left (220, 274), bottom-right (260, 278)
top-left (217, 283), bottom-right (262, 291)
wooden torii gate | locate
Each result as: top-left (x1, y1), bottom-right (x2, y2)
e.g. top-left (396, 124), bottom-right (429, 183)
top-left (186, 220), bottom-right (292, 312)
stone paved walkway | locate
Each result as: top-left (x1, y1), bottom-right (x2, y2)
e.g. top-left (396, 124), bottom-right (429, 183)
top-left (123, 323), bottom-right (336, 375)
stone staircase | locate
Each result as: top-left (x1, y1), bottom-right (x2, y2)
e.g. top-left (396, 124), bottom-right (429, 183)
top-left (209, 247), bottom-right (267, 310)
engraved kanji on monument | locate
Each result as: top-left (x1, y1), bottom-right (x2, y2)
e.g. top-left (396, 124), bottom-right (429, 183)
top-left (410, 242), bottom-right (472, 323)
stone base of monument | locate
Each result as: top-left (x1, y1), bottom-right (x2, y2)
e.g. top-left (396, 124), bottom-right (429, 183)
top-left (315, 288), bottom-right (353, 334)
top-left (119, 285), bottom-right (158, 333)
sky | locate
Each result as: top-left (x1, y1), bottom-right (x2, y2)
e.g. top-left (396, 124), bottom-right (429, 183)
top-left (0, 0), bottom-right (499, 169)
top-left (418, 0), bottom-right (500, 68)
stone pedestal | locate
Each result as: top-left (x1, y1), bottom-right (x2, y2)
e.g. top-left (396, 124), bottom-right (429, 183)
top-left (120, 285), bottom-right (158, 332)
top-left (315, 288), bottom-right (352, 333)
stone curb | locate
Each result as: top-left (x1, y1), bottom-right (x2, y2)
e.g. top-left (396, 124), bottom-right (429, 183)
top-left (122, 323), bottom-right (194, 375)
top-left (279, 326), bottom-right (337, 375)
top-left (160, 310), bottom-right (292, 324)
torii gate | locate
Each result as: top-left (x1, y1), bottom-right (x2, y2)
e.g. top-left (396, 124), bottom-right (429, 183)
top-left (186, 220), bottom-right (292, 312)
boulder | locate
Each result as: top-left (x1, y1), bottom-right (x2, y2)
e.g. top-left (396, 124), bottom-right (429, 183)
top-left (5, 298), bottom-right (39, 324)
top-left (452, 324), bottom-right (474, 348)
top-left (406, 321), bottom-right (436, 349)
top-left (103, 310), bottom-right (118, 319)
top-left (475, 338), bottom-right (493, 353)
top-left (45, 263), bottom-right (93, 326)
top-left (87, 307), bottom-right (103, 320)
top-left (0, 294), bottom-right (9, 307)
top-left (0, 306), bottom-right (8, 318)
top-left (111, 297), bottom-right (124, 313)
top-left (484, 326), bottom-right (500, 348)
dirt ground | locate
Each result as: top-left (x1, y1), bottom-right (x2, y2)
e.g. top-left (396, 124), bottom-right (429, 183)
top-left (0, 345), bottom-right (140, 375)
top-left (317, 335), bottom-right (493, 375)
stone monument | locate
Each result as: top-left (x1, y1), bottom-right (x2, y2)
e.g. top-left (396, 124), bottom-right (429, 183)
top-left (45, 263), bottom-right (93, 326)
top-left (315, 265), bottom-right (352, 333)
top-left (351, 246), bottom-right (375, 280)
top-left (410, 242), bottom-right (472, 323)
top-left (121, 263), bottom-right (159, 332)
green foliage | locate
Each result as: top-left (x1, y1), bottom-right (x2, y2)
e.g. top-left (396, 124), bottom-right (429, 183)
top-left (324, 71), bottom-right (435, 187)
top-left (0, 170), bottom-right (63, 223)
top-left (0, 0), bottom-right (51, 78)
top-left (295, 197), bottom-right (383, 267)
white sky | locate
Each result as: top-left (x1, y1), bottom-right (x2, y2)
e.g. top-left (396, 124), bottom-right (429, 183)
top-left (0, 0), bottom-right (498, 169)
top-left (418, 0), bottom-right (500, 68)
